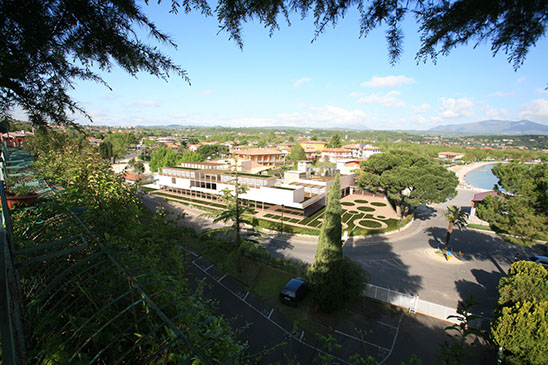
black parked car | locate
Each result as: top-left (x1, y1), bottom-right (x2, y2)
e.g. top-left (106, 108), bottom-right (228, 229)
top-left (279, 278), bottom-right (307, 307)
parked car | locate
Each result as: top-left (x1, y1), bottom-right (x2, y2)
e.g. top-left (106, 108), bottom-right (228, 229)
top-left (279, 278), bottom-right (308, 306)
top-left (527, 255), bottom-right (548, 269)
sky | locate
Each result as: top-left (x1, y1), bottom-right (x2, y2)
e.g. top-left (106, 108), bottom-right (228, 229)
top-left (52, 2), bottom-right (548, 130)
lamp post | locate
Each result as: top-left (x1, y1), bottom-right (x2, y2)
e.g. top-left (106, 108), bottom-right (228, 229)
top-left (281, 204), bottom-right (284, 234)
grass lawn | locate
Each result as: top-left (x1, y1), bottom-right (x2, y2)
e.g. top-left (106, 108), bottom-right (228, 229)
top-left (468, 223), bottom-right (493, 231)
top-left (354, 199), bottom-right (368, 203)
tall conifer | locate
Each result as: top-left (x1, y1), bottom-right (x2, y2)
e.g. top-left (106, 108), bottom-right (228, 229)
top-left (315, 174), bottom-right (343, 262)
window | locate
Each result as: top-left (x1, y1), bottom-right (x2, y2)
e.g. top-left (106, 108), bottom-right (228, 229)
top-left (172, 177), bottom-right (176, 184)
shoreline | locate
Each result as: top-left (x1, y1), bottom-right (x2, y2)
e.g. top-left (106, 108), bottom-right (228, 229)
top-left (447, 161), bottom-right (504, 192)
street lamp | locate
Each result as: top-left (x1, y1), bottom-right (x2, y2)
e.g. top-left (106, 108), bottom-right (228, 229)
top-left (281, 204), bottom-right (284, 234)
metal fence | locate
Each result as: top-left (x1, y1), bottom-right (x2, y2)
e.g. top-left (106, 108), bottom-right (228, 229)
top-left (363, 283), bottom-right (491, 330)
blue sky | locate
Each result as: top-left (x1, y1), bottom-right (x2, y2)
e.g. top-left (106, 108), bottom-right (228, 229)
top-left (67, 2), bottom-right (548, 130)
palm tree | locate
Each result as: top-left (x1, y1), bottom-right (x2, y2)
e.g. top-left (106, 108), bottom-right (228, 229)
top-left (200, 170), bottom-right (259, 273)
top-left (444, 205), bottom-right (468, 251)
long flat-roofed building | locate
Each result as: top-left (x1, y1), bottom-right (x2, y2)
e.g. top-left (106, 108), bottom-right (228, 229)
top-left (156, 162), bottom-right (355, 216)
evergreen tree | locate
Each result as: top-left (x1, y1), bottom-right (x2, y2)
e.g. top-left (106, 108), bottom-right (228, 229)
top-left (477, 162), bottom-right (548, 245)
top-left (98, 141), bottom-right (114, 160)
top-left (491, 261), bottom-right (548, 364)
top-left (358, 150), bottom-right (458, 215)
top-left (289, 143), bottom-right (307, 163)
top-left (315, 175), bottom-right (343, 262)
top-left (328, 133), bottom-right (342, 148)
top-left (498, 261), bottom-right (548, 307)
top-left (491, 300), bottom-right (548, 365)
top-left (308, 174), bottom-right (366, 312)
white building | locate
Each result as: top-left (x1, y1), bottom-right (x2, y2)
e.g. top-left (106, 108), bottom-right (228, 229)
top-left (342, 144), bottom-right (382, 159)
top-left (156, 162), bottom-right (355, 216)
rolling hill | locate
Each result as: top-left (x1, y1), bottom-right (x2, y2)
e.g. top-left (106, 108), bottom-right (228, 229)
top-left (428, 120), bottom-right (548, 135)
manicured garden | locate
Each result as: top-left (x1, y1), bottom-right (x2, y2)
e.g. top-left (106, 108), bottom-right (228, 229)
top-left (153, 190), bottom-right (411, 237)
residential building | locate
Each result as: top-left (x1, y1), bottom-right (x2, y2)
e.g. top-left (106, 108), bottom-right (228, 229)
top-left (438, 152), bottom-right (466, 161)
top-left (299, 140), bottom-right (328, 153)
top-left (230, 148), bottom-right (286, 167)
top-left (321, 148), bottom-right (353, 162)
top-left (336, 159), bottom-right (365, 174)
top-left (342, 144), bottom-right (382, 159)
top-left (1, 130), bottom-right (33, 147)
top-left (470, 191), bottom-right (501, 217)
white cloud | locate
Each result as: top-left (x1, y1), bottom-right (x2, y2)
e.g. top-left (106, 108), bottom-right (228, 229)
top-left (361, 75), bottom-right (415, 88)
top-left (483, 106), bottom-right (507, 120)
top-left (306, 105), bottom-right (368, 124)
top-left (518, 99), bottom-right (548, 121)
top-left (133, 99), bottom-right (159, 107)
top-left (171, 113), bottom-right (189, 118)
top-left (535, 88), bottom-right (548, 94)
top-left (439, 97), bottom-right (475, 119)
top-left (488, 91), bottom-right (515, 97)
top-left (348, 91), bottom-right (363, 98)
top-left (202, 90), bottom-right (215, 96)
top-left (355, 91), bottom-right (405, 108)
top-left (517, 77), bottom-right (526, 84)
top-left (412, 103), bottom-right (430, 113)
top-left (293, 77), bottom-right (312, 87)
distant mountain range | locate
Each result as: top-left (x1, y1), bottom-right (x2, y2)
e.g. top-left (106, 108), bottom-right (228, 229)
top-left (428, 120), bottom-right (548, 135)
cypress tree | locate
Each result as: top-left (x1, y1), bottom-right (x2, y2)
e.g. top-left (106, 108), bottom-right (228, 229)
top-left (308, 174), bottom-right (366, 312)
top-left (315, 174), bottom-right (343, 262)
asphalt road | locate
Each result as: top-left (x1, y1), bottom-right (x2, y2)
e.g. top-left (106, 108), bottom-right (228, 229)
top-left (261, 195), bottom-right (542, 314)
top-left (143, 193), bottom-right (502, 363)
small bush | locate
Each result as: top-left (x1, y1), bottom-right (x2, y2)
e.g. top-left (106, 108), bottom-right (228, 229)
top-left (359, 220), bottom-right (383, 228)
top-left (370, 202), bottom-right (387, 207)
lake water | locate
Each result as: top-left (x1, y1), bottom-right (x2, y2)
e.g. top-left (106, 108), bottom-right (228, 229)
top-left (464, 163), bottom-right (501, 191)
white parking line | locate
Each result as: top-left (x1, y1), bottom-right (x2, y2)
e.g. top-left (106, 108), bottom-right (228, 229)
top-left (378, 312), bottom-right (404, 365)
top-left (219, 274), bottom-right (227, 282)
top-left (376, 320), bottom-right (399, 330)
top-left (390, 259), bottom-right (406, 270)
top-left (189, 259), bottom-right (352, 364)
top-left (205, 264), bottom-right (214, 271)
top-left (243, 291), bottom-right (249, 301)
top-left (267, 308), bottom-right (274, 319)
top-left (334, 330), bottom-right (390, 352)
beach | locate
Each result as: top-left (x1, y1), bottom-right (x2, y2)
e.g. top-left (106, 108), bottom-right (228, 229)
top-left (448, 161), bottom-right (503, 192)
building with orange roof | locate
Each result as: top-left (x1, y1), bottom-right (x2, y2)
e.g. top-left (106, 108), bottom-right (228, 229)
top-left (230, 148), bottom-right (285, 167)
top-left (299, 140), bottom-right (329, 153)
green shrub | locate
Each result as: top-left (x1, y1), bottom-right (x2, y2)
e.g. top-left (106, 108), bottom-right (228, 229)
top-left (354, 199), bottom-right (368, 203)
top-left (359, 219), bottom-right (383, 228)
top-left (357, 206), bottom-right (375, 212)
top-left (370, 202), bottom-right (387, 207)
